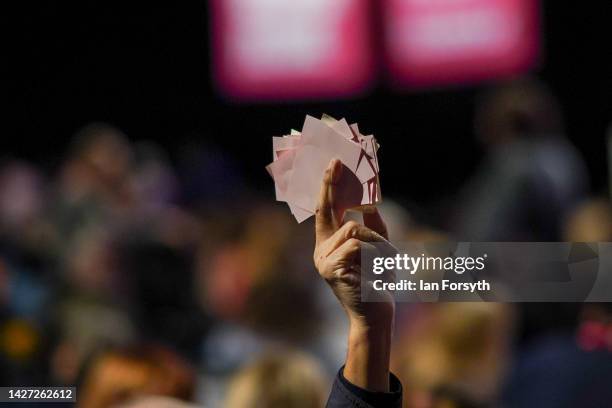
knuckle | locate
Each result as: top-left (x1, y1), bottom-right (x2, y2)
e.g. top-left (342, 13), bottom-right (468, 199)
top-left (349, 238), bottom-right (361, 250)
top-left (344, 220), bottom-right (360, 237)
top-left (345, 220), bottom-right (359, 229)
top-left (318, 201), bottom-right (330, 212)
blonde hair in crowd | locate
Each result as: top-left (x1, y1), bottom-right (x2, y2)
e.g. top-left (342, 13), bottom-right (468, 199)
top-left (225, 350), bottom-right (328, 408)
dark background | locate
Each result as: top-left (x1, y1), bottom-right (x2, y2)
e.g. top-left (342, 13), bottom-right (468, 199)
top-left (5, 0), bottom-right (612, 205)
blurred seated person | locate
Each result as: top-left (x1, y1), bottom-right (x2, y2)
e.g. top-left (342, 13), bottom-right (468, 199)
top-left (502, 198), bottom-right (612, 408)
top-left (78, 344), bottom-right (195, 408)
top-left (393, 303), bottom-right (513, 408)
top-left (452, 78), bottom-right (588, 241)
top-left (53, 123), bottom-right (135, 244)
top-left (503, 302), bottom-right (612, 408)
top-left (225, 350), bottom-right (328, 408)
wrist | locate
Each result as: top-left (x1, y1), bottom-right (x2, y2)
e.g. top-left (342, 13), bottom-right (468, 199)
top-left (347, 306), bottom-right (395, 334)
top-left (348, 316), bottom-right (393, 338)
top-left (348, 318), bottom-right (393, 356)
top-left (344, 314), bottom-right (393, 393)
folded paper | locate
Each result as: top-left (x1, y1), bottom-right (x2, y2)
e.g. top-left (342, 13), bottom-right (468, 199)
top-left (266, 115), bottom-right (381, 223)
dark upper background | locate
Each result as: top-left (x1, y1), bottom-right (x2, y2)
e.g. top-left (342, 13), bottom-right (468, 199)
top-left (4, 0), bottom-right (612, 206)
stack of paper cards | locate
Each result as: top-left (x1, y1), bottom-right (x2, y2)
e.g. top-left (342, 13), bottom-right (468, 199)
top-left (266, 115), bottom-right (381, 223)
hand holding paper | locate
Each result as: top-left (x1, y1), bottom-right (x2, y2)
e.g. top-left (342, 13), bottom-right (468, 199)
top-left (313, 159), bottom-right (394, 393)
top-left (266, 115), bottom-right (381, 223)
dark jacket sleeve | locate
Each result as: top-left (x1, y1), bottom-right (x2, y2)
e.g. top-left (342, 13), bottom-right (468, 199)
top-left (326, 367), bottom-right (403, 408)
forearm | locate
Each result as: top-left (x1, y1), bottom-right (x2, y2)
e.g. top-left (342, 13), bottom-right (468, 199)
top-left (343, 319), bottom-right (393, 392)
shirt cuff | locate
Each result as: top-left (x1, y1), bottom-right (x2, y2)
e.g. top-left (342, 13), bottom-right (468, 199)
top-left (334, 366), bottom-right (403, 408)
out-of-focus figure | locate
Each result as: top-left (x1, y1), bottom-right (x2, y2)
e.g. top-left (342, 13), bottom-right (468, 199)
top-left (564, 198), bottom-right (612, 242)
top-left (59, 123), bottom-right (133, 207)
top-left (50, 226), bottom-right (135, 385)
top-left (195, 203), bottom-right (328, 407)
top-left (503, 301), bottom-right (612, 408)
top-left (392, 303), bottom-right (514, 408)
top-left (0, 161), bottom-right (46, 237)
top-left (53, 123), bottom-right (135, 247)
top-left (502, 199), bottom-right (612, 408)
top-left (452, 78), bottom-right (588, 241)
top-left (78, 345), bottom-right (196, 408)
top-left (224, 350), bottom-right (328, 408)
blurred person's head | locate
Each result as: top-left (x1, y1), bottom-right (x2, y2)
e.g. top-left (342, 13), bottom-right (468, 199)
top-left (78, 345), bottom-right (195, 408)
top-left (196, 241), bottom-right (255, 321)
top-left (61, 123), bottom-right (133, 204)
top-left (564, 198), bottom-right (612, 242)
top-left (394, 303), bottom-right (513, 408)
top-left (225, 350), bottom-right (327, 408)
top-left (476, 78), bottom-right (564, 147)
top-left (71, 122), bottom-right (132, 182)
top-left (0, 160), bottom-right (45, 230)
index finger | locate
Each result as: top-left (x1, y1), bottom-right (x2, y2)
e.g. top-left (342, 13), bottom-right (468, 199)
top-left (315, 159), bottom-right (342, 244)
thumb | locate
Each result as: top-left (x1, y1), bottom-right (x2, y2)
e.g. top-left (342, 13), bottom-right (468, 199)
top-left (315, 159), bottom-right (343, 244)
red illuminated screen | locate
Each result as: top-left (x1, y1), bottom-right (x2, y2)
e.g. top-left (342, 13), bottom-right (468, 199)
top-left (383, 0), bottom-right (540, 87)
top-left (211, 0), bottom-right (374, 100)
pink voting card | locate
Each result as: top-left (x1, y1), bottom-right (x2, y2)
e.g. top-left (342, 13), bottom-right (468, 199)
top-left (266, 115), bottom-right (381, 223)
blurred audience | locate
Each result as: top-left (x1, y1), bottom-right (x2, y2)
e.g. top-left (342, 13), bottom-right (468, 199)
top-left (0, 102), bottom-right (606, 408)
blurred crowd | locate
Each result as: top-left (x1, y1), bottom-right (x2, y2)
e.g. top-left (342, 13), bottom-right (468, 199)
top-left (1, 78), bottom-right (612, 408)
